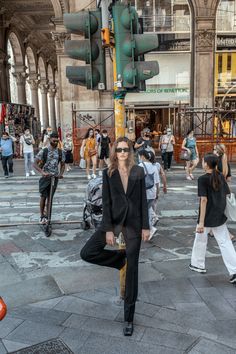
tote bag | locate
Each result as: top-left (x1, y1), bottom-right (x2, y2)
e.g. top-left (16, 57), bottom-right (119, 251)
top-left (225, 193), bottom-right (236, 221)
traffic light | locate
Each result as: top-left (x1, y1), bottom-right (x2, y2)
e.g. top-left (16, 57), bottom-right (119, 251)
top-left (112, 2), bottom-right (159, 90)
top-left (63, 9), bottom-right (106, 90)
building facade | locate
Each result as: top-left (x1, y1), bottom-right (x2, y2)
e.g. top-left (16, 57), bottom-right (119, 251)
top-left (0, 0), bottom-right (235, 137)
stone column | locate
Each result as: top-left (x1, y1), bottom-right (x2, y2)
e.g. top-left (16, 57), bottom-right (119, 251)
top-left (194, 18), bottom-right (215, 108)
top-left (48, 84), bottom-right (57, 131)
top-left (28, 75), bottom-right (40, 119)
top-left (55, 88), bottom-right (61, 127)
top-left (0, 49), bottom-right (10, 102)
top-left (39, 81), bottom-right (49, 128)
top-left (13, 66), bottom-right (27, 104)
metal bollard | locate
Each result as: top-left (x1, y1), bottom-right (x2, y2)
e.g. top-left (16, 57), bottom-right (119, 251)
top-left (118, 232), bottom-right (126, 299)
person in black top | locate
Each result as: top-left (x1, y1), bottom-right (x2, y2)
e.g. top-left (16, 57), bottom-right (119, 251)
top-left (189, 153), bottom-right (236, 284)
top-left (98, 129), bottom-right (111, 176)
top-left (134, 128), bottom-right (152, 152)
top-left (80, 137), bottom-right (150, 336)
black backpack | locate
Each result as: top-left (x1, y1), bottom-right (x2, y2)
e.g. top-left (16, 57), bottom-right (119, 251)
top-left (39, 148), bottom-right (62, 168)
top-left (141, 162), bottom-right (155, 190)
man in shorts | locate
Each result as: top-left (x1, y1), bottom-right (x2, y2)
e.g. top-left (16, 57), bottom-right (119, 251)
top-left (97, 129), bottom-right (111, 176)
top-left (33, 132), bottom-right (65, 224)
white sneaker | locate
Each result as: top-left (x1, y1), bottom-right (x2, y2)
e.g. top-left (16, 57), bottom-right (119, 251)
top-left (149, 227), bottom-right (157, 241)
top-left (26, 173), bottom-right (30, 178)
top-left (66, 167), bottom-right (70, 172)
top-left (30, 170), bottom-right (36, 176)
top-left (92, 174), bottom-right (97, 179)
top-left (87, 175), bottom-right (91, 180)
top-left (99, 170), bottom-right (103, 176)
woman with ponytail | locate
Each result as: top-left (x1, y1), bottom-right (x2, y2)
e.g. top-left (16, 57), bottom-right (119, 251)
top-left (189, 153), bottom-right (236, 284)
top-left (213, 144), bottom-right (231, 181)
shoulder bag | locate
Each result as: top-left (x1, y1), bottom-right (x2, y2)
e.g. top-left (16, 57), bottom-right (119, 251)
top-left (141, 162), bottom-right (155, 190)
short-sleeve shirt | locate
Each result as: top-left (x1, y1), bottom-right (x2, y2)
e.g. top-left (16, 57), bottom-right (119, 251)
top-left (0, 138), bottom-right (14, 156)
top-left (20, 135), bottom-right (34, 153)
top-left (139, 161), bottom-right (159, 200)
top-left (136, 137), bottom-right (152, 151)
top-left (160, 134), bottom-right (174, 152)
top-left (98, 136), bottom-right (111, 150)
top-left (197, 172), bottom-right (230, 227)
top-left (35, 146), bottom-right (65, 176)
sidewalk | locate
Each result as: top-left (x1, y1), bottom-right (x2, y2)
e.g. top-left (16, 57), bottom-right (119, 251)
top-left (0, 164), bottom-right (236, 353)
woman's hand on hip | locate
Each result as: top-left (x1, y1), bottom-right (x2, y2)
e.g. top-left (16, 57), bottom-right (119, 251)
top-left (106, 231), bottom-right (115, 246)
top-left (142, 229), bottom-right (150, 242)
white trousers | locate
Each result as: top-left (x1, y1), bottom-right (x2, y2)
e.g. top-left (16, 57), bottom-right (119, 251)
top-left (191, 223), bottom-right (236, 275)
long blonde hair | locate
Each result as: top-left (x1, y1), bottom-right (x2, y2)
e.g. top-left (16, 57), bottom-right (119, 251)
top-left (214, 144), bottom-right (228, 178)
top-left (108, 137), bottom-right (135, 177)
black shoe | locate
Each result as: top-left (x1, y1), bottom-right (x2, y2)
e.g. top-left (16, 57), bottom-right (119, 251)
top-left (230, 274), bottom-right (236, 284)
top-left (189, 264), bottom-right (206, 273)
top-left (123, 322), bottom-right (133, 336)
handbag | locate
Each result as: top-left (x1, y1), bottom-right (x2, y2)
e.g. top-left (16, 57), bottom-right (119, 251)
top-left (79, 158), bottom-right (86, 169)
top-left (180, 149), bottom-right (191, 161)
top-left (225, 193), bottom-right (236, 221)
top-left (88, 149), bottom-right (97, 157)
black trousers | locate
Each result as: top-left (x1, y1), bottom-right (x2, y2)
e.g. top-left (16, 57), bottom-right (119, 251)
top-left (162, 151), bottom-right (173, 170)
top-left (80, 229), bottom-right (141, 322)
top-left (1, 155), bottom-right (13, 176)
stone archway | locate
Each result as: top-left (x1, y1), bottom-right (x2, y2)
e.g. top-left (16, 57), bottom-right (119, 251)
top-left (7, 32), bottom-right (26, 104)
top-left (50, 0), bottom-right (69, 18)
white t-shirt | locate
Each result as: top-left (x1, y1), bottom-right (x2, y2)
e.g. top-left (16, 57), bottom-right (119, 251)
top-left (160, 134), bottom-right (174, 152)
top-left (20, 134), bottom-right (34, 153)
top-left (139, 161), bottom-right (159, 200)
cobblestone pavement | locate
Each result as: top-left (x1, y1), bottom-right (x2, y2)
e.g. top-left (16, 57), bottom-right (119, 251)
top-left (0, 160), bottom-right (236, 353)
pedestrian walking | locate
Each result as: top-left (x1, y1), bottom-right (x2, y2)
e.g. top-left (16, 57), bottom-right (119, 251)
top-left (139, 149), bottom-right (159, 240)
top-left (0, 131), bottom-right (16, 178)
top-left (159, 128), bottom-right (175, 171)
top-left (134, 127), bottom-right (152, 152)
top-left (63, 132), bottom-right (74, 172)
top-left (189, 153), bottom-right (236, 284)
top-left (95, 128), bottom-right (101, 144)
top-left (43, 126), bottom-right (52, 148)
top-left (97, 129), bottom-right (111, 176)
top-left (151, 152), bottom-right (167, 224)
top-left (182, 129), bottom-right (199, 180)
top-left (20, 128), bottom-right (35, 177)
top-left (39, 129), bottom-right (47, 150)
top-left (81, 128), bottom-right (97, 180)
top-left (213, 144), bottom-right (235, 241)
top-left (80, 137), bottom-right (150, 336)
top-left (33, 132), bottom-right (65, 224)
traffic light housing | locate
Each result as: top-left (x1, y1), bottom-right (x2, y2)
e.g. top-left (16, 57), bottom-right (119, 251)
top-left (63, 9), bottom-right (106, 90)
top-left (112, 2), bottom-right (159, 90)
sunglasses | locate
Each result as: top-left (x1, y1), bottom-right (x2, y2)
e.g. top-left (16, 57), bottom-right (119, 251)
top-left (115, 148), bottom-right (130, 153)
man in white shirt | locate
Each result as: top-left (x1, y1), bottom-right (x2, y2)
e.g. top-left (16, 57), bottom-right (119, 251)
top-left (20, 128), bottom-right (35, 177)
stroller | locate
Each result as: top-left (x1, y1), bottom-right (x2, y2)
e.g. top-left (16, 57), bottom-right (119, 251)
top-left (82, 177), bottom-right (103, 230)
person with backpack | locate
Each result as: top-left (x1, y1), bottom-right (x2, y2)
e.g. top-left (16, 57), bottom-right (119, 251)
top-left (33, 132), bottom-right (65, 224)
top-left (189, 153), bottom-right (236, 284)
top-left (98, 129), bottom-right (111, 176)
top-left (138, 149), bottom-right (159, 240)
top-left (20, 128), bottom-right (35, 177)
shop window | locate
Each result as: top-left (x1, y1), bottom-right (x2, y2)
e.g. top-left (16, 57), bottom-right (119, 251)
top-left (133, 0), bottom-right (190, 33)
top-left (217, 0), bottom-right (236, 32)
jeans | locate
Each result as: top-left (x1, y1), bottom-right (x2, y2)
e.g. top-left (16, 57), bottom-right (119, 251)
top-left (1, 155), bottom-right (13, 176)
top-left (24, 152), bottom-right (34, 174)
top-left (191, 223), bottom-right (236, 275)
top-left (162, 151), bottom-right (173, 170)
top-left (148, 199), bottom-right (156, 226)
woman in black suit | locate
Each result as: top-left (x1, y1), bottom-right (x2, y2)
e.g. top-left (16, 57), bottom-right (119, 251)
top-left (80, 137), bottom-right (150, 336)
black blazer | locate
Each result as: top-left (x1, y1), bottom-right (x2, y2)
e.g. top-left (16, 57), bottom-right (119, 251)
top-left (100, 165), bottom-right (149, 238)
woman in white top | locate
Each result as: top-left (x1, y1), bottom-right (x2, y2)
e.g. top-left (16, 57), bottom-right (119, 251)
top-left (138, 149), bottom-right (159, 240)
top-left (159, 128), bottom-right (175, 171)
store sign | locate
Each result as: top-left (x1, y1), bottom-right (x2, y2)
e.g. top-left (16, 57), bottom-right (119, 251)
top-left (146, 87), bottom-right (189, 94)
top-left (217, 35), bottom-right (236, 50)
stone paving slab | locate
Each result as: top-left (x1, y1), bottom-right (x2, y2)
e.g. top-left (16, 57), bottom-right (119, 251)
top-left (5, 320), bottom-right (64, 346)
top-left (78, 333), bottom-right (181, 354)
top-left (0, 276), bottom-right (63, 309)
top-left (188, 337), bottom-right (236, 354)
